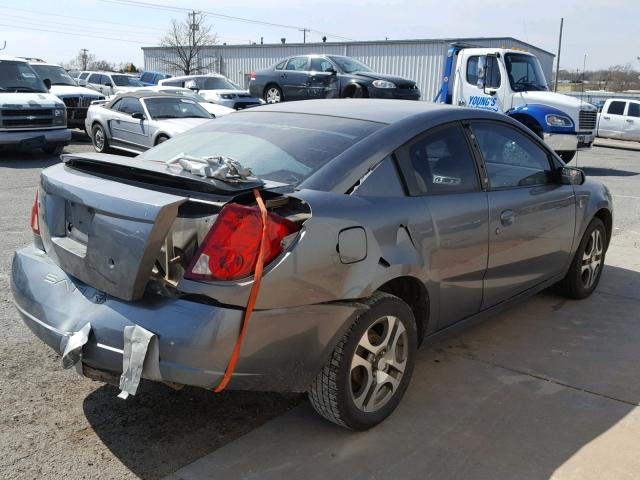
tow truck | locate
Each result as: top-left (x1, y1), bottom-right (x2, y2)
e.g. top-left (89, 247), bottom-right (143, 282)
top-left (434, 44), bottom-right (597, 162)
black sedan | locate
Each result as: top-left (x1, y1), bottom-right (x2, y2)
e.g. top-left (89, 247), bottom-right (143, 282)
top-left (249, 54), bottom-right (421, 103)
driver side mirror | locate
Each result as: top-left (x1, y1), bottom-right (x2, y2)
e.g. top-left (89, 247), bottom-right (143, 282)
top-left (105, 82), bottom-right (113, 88)
top-left (476, 57), bottom-right (487, 90)
top-left (131, 112), bottom-right (145, 120)
top-left (328, 68), bottom-right (337, 75)
top-left (558, 166), bottom-right (585, 185)
top-left (43, 78), bottom-right (52, 90)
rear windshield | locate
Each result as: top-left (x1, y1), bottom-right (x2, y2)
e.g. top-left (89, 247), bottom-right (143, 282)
top-left (138, 112), bottom-right (382, 185)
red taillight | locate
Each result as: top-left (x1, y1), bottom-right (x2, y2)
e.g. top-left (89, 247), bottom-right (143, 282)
top-left (250, 71), bottom-right (256, 80)
top-left (30, 191), bottom-right (40, 234)
top-left (185, 203), bottom-right (299, 281)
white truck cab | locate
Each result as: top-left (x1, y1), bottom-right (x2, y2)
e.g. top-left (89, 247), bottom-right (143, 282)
top-left (435, 46), bottom-right (597, 162)
top-left (597, 98), bottom-right (640, 141)
top-left (0, 55), bottom-right (71, 153)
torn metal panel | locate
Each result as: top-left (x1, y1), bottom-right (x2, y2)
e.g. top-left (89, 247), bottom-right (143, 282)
top-left (118, 325), bottom-right (160, 399)
top-left (60, 322), bottom-right (91, 369)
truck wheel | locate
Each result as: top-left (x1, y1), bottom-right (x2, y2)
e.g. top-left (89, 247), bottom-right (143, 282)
top-left (92, 124), bottom-right (111, 153)
top-left (558, 151), bottom-right (576, 163)
top-left (308, 292), bottom-right (417, 430)
top-left (554, 218), bottom-right (606, 299)
top-left (42, 144), bottom-right (63, 155)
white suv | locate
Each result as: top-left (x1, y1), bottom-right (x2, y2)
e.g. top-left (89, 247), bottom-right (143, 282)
top-left (85, 71), bottom-right (144, 96)
top-left (28, 60), bottom-right (105, 130)
top-left (0, 55), bottom-right (70, 153)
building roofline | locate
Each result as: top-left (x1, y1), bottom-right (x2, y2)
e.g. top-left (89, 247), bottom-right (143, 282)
top-left (142, 36), bottom-right (554, 57)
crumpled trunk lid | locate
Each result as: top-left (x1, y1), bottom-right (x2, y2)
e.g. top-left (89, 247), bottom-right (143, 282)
top-left (38, 162), bottom-right (187, 301)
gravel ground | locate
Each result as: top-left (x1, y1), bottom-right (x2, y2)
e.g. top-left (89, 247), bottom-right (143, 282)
top-left (1, 136), bottom-right (639, 479)
top-left (0, 133), bottom-right (301, 480)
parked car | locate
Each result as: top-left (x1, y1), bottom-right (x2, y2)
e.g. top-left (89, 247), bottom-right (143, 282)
top-left (0, 55), bottom-right (70, 153)
top-left (86, 91), bottom-right (213, 154)
top-left (249, 54), bottom-right (421, 104)
top-left (12, 100), bottom-right (612, 430)
top-left (597, 98), bottom-right (640, 141)
top-left (159, 73), bottom-right (262, 109)
top-left (28, 60), bottom-right (105, 130)
top-left (85, 71), bottom-right (144, 96)
top-left (76, 71), bottom-right (91, 86)
top-left (142, 86), bottom-right (235, 117)
top-left (138, 71), bottom-right (173, 86)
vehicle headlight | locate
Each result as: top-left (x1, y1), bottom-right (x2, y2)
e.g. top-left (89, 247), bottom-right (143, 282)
top-left (372, 80), bottom-right (397, 89)
top-left (53, 107), bottom-right (66, 126)
top-left (220, 94), bottom-right (235, 99)
top-left (546, 114), bottom-right (573, 127)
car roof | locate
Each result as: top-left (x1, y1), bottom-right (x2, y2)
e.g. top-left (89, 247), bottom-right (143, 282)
top-left (0, 54), bottom-right (27, 63)
top-left (241, 99), bottom-right (503, 125)
top-left (169, 73), bottom-right (226, 80)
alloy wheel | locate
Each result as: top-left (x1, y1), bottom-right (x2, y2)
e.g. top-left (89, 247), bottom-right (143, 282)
top-left (350, 315), bottom-right (408, 413)
top-left (581, 228), bottom-right (603, 289)
top-left (265, 87), bottom-right (281, 103)
top-left (94, 128), bottom-right (105, 151)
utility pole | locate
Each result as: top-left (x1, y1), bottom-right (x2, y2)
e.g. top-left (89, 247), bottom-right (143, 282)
top-left (554, 17), bottom-right (563, 92)
top-left (80, 48), bottom-right (89, 70)
top-left (299, 28), bottom-right (309, 43)
top-left (189, 11), bottom-right (199, 73)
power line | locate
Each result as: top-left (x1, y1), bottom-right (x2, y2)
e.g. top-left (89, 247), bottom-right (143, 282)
top-left (96, 0), bottom-right (356, 42)
top-left (0, 22), bottom-right (150, 45)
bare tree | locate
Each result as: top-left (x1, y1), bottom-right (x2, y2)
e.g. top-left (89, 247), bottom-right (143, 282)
top-left (160, 12), bottom-right (217, 75)
top-left (61, 49), bottom-right (96, 70)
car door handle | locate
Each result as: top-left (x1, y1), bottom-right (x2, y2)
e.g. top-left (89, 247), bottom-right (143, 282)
top-left (603, 116), bottom-right (610, 120)
top-left (626, 119), bottom-right (634, 123)
top-left (500, 209), bottom-right (514, 226)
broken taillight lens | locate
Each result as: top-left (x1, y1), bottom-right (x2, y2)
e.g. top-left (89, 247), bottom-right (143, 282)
top-left (31, 191), bottom-right (40, 234)
top-left (185, 203), bottom-right (299, 281)
top-left (250, 71), bottom-right (256, 80)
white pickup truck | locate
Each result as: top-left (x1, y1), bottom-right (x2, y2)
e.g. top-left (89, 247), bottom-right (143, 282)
top-left (0, 55), bottom-right (71, 154)
top-left (597, 98), bottom-right (640, 141)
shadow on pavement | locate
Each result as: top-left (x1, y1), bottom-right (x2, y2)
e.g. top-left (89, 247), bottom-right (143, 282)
top-left (581, 166), bottom-right (639, 177)
top-left (85, 265), bottom-right (640, 480)
top-left (83, 382), bottom-right (301, 480)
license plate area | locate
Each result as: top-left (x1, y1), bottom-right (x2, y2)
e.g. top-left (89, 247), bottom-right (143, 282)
top-left (65, 200), bottom-right (92, 246)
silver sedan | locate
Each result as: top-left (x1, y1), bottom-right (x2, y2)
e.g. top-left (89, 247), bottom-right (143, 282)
top-left (85, 91), bottom-right (214, 154)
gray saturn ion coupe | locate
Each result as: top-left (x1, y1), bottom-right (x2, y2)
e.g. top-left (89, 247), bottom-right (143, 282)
top-left (12, 99), bottom-right (612, 430)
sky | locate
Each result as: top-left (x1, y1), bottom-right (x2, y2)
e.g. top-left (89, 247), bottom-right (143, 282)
top-left (0, 0), bottom-right (638, 71)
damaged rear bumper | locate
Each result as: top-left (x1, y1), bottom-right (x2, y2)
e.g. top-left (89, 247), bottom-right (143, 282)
top-left (11, 245), bottom-right (359, 393)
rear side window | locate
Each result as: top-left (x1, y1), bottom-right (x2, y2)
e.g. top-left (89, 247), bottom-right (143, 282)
top-left (140, 72), bottom-right (153, 82)
top-left (275, 60), bottom-right (287, 70)
top-left (162, 79), bottom-right (184, 87)
top-left (608, 101), bottom-right (626, 115)
top-left (87, 73), bottom-right (100, 83)
top-left (353, 157), bottom-right (405, 197)
top-left (285, 57), bottom-right (309, 71)
top-left (396, 124), bottom-right (480, 195)
top-left (118, 97), bottom-right (144, 115)
top-left (628, 102), bottom-right (640, 118)
top-left (472, 122), bottom-right (553, 188)
top-left (79, 72), bottom-right (89, 80)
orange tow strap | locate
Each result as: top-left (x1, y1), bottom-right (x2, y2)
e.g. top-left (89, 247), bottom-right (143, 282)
top-left (213, 188), bottom-right (268, 393)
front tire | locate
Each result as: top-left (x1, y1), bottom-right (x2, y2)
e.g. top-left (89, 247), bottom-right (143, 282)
top-left (555, 218), bottom-right (606, 299)
top-left (155, 134), bottom-right (169, 145)
top-left (264, 85), bottom-right (283, 104)
top-left (91, 124), bottom-right (111, 153)
top-left (308, 292), bottom-right (417, 430)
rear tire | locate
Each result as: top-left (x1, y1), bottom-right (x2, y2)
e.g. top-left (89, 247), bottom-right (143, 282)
top-left (555, 218), bottom-right (606, 299)
top-left (558, 150), bottom-right (576, 163)
top-left (91, 124), bottom-right (111, 153)
top-left (308, 292), bottom-right (417, 430)
top-left (264, 85), bottom-right (283, 104)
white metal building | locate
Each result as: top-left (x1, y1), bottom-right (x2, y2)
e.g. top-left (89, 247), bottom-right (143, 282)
top-left (143, 37), bottom-right (555, 101)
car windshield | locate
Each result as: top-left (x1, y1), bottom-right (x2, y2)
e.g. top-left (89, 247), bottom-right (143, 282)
top-left (112, 75), bottom-right (143, 87)
top-left (505, 53), bottom-right (549, 92)
top-left (31, 64), bottom-right (76, 86)
top-left (144, 97), bottom-right (211, 119)
top-left (202, 77), bottom-right (241, 90)
top-left (138, 112), bottom-right (382, 185)
top-left (0, 60), bottom-right (48, 92)
top-left (329, 56), bottom-right (373, 74)
top-left (160, 89), bottom-right (207, 102)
